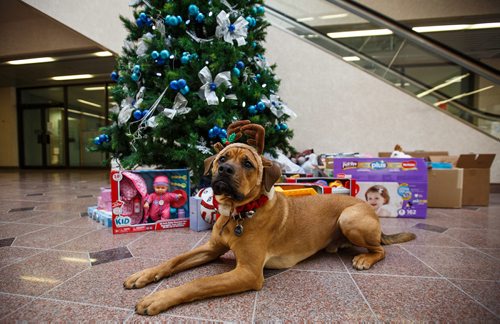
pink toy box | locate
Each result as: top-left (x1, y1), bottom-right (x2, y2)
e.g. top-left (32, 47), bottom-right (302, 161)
top-left (110, 169), bottom-right (190, 234)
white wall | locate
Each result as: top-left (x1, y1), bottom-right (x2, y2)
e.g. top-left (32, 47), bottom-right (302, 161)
top-left (0, 87), bottom-right (19, 167)
top-left (264, 26), bottom-right (500, 182)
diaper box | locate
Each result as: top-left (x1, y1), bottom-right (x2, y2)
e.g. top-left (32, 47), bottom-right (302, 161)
top-left (110, 169), bottom-right (190, 234)
top-left (333, 158), bottom-right (428, 218)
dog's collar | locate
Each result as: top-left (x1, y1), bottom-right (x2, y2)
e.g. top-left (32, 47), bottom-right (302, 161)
top-left (213, 194), bottom-right (269, 237)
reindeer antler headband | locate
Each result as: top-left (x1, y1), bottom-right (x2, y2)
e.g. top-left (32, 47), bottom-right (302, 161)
top-left (213, 120), bottom-right (265, 154)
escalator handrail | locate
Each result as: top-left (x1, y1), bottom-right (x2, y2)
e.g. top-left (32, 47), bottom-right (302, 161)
top-left (327, 0), bottom-right (500, 85)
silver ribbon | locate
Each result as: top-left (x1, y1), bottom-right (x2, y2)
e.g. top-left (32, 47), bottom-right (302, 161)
top-left (198, 66), bottom-right (234, 105)
top-left (135, 33), bottom-right (154, 57)
top-left (186, 30), bottom-right (214, 43)
top-left (118, 97), bottom-right (142, 126)
top-left (162, 93), bottom-right (191, 119)
top-left (262, 94), bottom-right (297, 119)
top-left (254, 55), bottom-right (270, 71)
top-left (215, 10), bottom-right (248, 46)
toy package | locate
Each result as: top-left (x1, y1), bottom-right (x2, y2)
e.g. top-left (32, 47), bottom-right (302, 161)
top-left (333, 158), bottom-right (428, 218)
top-left (110, 169), bottom-right (190, 234)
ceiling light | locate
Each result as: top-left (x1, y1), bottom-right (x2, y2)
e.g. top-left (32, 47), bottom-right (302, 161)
top-left (328, 29), bottom-right (392, 38)
top-left (297, 17), bottom-right (314, 22)
top-left (417, 73), bottom-right (469, 98)
top-left (470, 22), bottom-right (500, 29)
top-left (77, 99), bottom-right (102, 108)
top-left (320, 14), bottom-right (348, 20)
top-left (51, 74), bottom-right (94, 81)
top-left (94, 51), bottom-right (113, 57)
top-left (7, 57), bottom-right (55, 65)
top-left (342, 56), bottom-right (360, 61)
top-left (434, 85), bottom-right (494, 106)
top-left (84, 86), bottom-right (105, 91)
top-left (413, 22), bottom-right (500, 33)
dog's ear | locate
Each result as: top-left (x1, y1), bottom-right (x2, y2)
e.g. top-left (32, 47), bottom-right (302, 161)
top-left (204, 155), bottom-right (217, 176)
top-left (261, 157), bottom-right (282, 192)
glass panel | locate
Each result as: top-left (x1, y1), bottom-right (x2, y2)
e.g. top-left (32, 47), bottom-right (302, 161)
top-left (20, 87), bottom-right (64, 105)
top-left (22, 109), bottom-right (43, 167)
top-left (265, 1), bottom-right (500, 139)
top-left (45, 107), bottom-right (65, 167)
top-left (67, 84), bottom-right (106, 166)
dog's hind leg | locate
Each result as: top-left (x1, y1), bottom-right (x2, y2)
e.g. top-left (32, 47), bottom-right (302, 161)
top-left (124, 241), bottom-right (228, 289)
top-left (338, 204), bottom-right (385, 270)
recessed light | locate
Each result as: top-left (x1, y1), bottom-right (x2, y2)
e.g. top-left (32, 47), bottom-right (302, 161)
top-left (84, 86), bottom-right (106, 91)
top-left (77, 99), bottom-right (102, 108)
top-left (7, 57), bottom-right (55, 65)
top-left (51, 74), bottom-right (94, 81)
top-left (328, 29), bottom-right (393, 38)
top-left (342, 56), bottom-right (361, 61)
top-left (297, 17), bottom-right (314, 22)
top-left (94, 51), bottom-right (113, 57)
top-left (319, 14), bottom-right (348, 20)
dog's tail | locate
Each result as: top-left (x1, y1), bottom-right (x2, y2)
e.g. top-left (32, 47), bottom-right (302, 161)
top-left (381, 232), bottom-right (416, 245)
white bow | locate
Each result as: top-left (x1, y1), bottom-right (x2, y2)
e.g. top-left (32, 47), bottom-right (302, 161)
top-left (118, 96), bottom-right (143, 126)
top-left (262, 94), bottom-right (297, 119)
top-left (215, 10), bottom-right (249, 46)
top-left (162, 93), bottom-right (191, 119)
top-left (198, 66), bottom-right (236, 105)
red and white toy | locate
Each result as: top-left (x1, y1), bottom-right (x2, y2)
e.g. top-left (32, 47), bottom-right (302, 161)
top-left (197, 187), bottom-right (219, 224)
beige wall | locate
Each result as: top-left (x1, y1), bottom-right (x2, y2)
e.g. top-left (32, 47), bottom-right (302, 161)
top-left (0, 87), bottom-right (19, 167)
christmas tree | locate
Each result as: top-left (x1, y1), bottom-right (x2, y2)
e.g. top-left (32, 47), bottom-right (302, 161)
top-left (91, 0), bottom-right (296, 182)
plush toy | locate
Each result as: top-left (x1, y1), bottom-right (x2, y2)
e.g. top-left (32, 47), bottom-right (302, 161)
top-left (196, 187), bottom-right (219, 224)
top-left (390, 144), bottom-right (412, 158)
top-left (301, 153), bottom-right (319, 174)
top-left (143, 175), bottom-right (187, 223)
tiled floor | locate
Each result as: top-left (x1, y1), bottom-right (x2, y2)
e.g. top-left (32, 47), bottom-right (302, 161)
top-left (0, 170), bottom-right (499, 322)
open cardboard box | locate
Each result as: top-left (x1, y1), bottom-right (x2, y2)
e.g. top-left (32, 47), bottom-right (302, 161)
top-left (380, 151), bottom-right (496, 207)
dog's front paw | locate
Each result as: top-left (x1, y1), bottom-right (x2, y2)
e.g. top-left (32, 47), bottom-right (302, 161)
top-left (135, 290), bottom-right (170, 316)
top-left (123, 267), bottom-right (161, 289)
top-left (352, 254), bottom-right (373, 270)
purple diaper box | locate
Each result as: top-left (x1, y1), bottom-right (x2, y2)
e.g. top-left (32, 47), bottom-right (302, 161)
top-left (333, 158), bottom-right (428, 218)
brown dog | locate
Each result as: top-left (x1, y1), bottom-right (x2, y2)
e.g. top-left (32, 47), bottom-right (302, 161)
top-left (123, 121), bottom-right (416, 316)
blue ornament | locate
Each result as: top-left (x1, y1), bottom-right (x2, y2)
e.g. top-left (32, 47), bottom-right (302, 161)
top-left (177, 16), bottom-right (183, 24)
top-left (280, 123), bottom-right (288, 130)
top-left (133, 110), bottom-right (143, 120)
top-left (232, 67), bottom-right (241, 77)
top-left (136, 18), bottom-right (144, 28)
top-left (142, 110), bottom-right (149, 118)
top-left (188, 4), bottom-right (199, 16)
top-left (236, 61), bottom-right (245, 69)
top-left (248, 105), bottom-right (257, 115)
top-left (180, 85), bottom-right (190, 95)
top-left (146, 17), bottom-right (153, 26)
top-left (98, 134), bottom-right (107, 143)
top-left (257, 6), bottom-right (265, 14)
top-left (110, 71), bottom-right (119, 81)
top-left (131, 73), bottom-right (140, 81)
top-left (274, 124), bottom-right (281, 131)
top-left (252, 41), bottom-right (257, 48)
top-left (255, 73), bottom-right (261, 79)
top-left (196, 12), bottom-right (205, 23)
top-left (94, 136), bottom-right (101, 145)
top-left (181, 55), bottom-right (190, 64)
top-left (212, 126), bottom-right (221, 135)
top-left (169, 80), bottom-right (179, 90)
top-left (155, 58), bottom-right (165, 66)
top-left (219, 129), bottom-right (227, 139)
top-left (151, 51), bottom-right (159, 59)
top-left (208, 128), bottom-right (217, 138)
top-left (209, 82), bottom-right (217, 91)
top-left (177, 79), bottom-right (187, 88)
top-left (160, 50), bottom-right (170, 59)
top-left (257, 101), bottom-right (266, 112)
top-left (133, 65), bottom-right (141, 73)
top-left (190, 53), bottom-right (199, 60)
top-left (139, 12), bottom-right (147, 20)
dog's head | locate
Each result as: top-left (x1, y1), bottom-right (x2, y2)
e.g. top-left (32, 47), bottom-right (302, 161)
top-left (203, 121), bottom-right (282, 209)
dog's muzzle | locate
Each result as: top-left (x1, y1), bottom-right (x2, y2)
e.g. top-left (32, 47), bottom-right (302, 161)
top-left (212, 163), bottom-right (244, 201)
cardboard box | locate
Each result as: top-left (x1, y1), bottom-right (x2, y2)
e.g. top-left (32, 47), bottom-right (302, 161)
top-left (427, 168), bottom-right (463, 208)
top-left (333, 158), bottom-right (428, 218)
top-left (456, 154), bottom-right (495, 206)
top-left (379, 151), bottom-right (449, 159)
top-left (110, 169), bottom-right (190, 234)
top-left (189, 197), bottom-right (213, 232)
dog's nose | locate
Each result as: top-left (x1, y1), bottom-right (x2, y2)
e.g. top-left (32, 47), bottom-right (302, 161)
top-left (218, 163), bottom-right (234, 176)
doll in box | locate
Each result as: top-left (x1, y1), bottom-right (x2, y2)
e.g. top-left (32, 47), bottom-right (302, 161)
top-left (143, 175), bottom-right (187, 223)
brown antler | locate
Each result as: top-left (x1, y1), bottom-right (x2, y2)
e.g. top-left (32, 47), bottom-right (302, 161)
top-left (241, 123), bottom-right (265, 155)
top-left (226, 120), bottom-right (251, 141)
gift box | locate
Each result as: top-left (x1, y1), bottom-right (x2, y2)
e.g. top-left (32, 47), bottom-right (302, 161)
top-left (333, 158), bottom-right (428, 218)
top-left (110, 169), bottom-right (190, 234)
top-left (97, 187), bottom-right (112, 212)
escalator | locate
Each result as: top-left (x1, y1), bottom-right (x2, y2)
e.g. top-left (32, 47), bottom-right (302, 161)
top-left (265, 0), bottom-right (500, 140)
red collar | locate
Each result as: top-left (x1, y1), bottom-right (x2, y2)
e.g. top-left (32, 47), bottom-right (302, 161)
top-left (213, 194), bottom-right (269, 216)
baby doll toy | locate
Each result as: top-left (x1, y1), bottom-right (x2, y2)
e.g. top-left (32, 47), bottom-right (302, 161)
top-left (143, 175), bottom-right (187, 223)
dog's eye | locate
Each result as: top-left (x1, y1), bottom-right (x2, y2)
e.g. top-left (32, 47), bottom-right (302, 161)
top-left (219, 156), bottom-right (226, 163)
top-left (243, 160), bottom-right (254, 169)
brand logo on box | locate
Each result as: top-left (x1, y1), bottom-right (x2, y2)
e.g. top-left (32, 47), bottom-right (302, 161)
top-left (402, 161), bottom-right (417, 170)
top-left (342, 161), bottom-right (358, 169)
top-left (115, 216), bottom-right (131, 226)
top-left (370, 161), bottom-right (387, 170)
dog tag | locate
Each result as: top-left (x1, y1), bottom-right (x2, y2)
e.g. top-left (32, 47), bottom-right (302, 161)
top-left (234, 224), bottom-right (243, 236)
